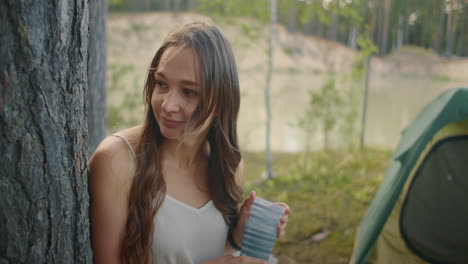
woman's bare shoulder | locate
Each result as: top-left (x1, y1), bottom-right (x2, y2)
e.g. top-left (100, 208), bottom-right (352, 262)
top-left (112, 124), bottom-right (143, 149)
top-left (89, 130), bottom-right (139, 190)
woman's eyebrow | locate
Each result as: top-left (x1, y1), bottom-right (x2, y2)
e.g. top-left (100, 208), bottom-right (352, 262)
top-left (155, 72), bottom-right (198, 87)
top-left (154, 71), bottom-right (167, 79)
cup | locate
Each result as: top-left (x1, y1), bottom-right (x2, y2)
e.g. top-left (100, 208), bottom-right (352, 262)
top-left (240, 197), bottom-right (286, 261)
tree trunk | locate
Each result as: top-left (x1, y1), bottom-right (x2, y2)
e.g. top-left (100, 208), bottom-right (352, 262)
top-left (287, 0), bottom-right (297, 33)
top-left (317, 20), bottom-right (324, 38)
top-left (448, 0), bottom-right (461, 57)
top-left (173, 0), bottom-right (182, 12)
top-left (404, 8), bottom-right (410, 45)
top-left (397, 15), bottom-right (404, 49)
top-left (88, 0), bottom-right (107, 156)
top-left (135, 0), bottom-right (150, 10)
top-left (370, 0), bottom-right (378, 44)
top-left (187, 0), bottom-right (197, 10)
top-left (449, 2), bottom-right (459, 56)
top-left (360, 56), bottom-right (371, 150)
top-left (163, 0), bottom-right (171, 11)
top-left (376, 0), bottom-right (385, 54)
top-left (381, 0), bottom-right (391, 55)
top-left (374, 0), bottom-right (382, 49)
top-left (0, 1), bottom-right (92, 263)
top-left (266, 0), bottom-right (276, 179)
top-left (142, 0), bottom-right (150, 10)
top-left (457, 1), bottom-right (466, 56)
top-left (445, 0), bottom-right (455, 57)
top-left (435, 1), bottom-right (446, 52)
top-left (328, 11), bottom-right (339, 41)
top-left (304, 18), bottom-right (315, 35)
top-left (304, 0), bottom-right (315, 35)
top-left (348, 26), bottom-right (358, 50)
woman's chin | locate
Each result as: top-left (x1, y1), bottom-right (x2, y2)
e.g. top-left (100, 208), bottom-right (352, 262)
top-left (160, 129), bottom-right (182, 140)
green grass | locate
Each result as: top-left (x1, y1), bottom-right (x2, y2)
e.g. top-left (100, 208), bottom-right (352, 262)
top-left (241, 148), bottom-right (392, 264)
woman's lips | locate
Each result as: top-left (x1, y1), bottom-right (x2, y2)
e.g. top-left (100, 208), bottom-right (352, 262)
top-left (160, 116), bottom-right (184, 128)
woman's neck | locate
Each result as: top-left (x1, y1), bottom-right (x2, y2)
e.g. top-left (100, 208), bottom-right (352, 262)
top-left (162, 137), bottom-right (208, 168)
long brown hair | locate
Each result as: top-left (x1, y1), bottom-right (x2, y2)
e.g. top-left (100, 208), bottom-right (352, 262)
top-left (121, 22), bottom-right (243, 263)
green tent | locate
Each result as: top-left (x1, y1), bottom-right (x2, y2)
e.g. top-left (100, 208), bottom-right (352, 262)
top-left (350, 87), bottom-right (468, 264)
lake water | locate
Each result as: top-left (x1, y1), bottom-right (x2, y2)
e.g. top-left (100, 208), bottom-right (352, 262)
top-left (236, 69), bottom-right (467, 152)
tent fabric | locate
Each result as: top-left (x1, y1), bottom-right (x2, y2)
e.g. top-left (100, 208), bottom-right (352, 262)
top-left (350, 87), bottom-right (468, 264)
top-left (375, 120), bottom-right (468, 264)
top-left (401, 135), bottom-right (468, 264)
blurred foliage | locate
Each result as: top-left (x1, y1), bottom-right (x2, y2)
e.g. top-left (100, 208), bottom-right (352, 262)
top-left (306, 77), bottom-right (345, 150)
top-left (292, 71), bottom-right (349, 151)
top-left (108, 0), bottom-right (468, 57)
top-left (196, 0), bottom-right (270, 23)
top-left (107, 63), bottom-right (142, 131)
top-left (293, 34), bottom-right (378, 151)
top-left (351, 35), bottom-right (378, 80)
top-left (242, 147), bottom-right (392, 263)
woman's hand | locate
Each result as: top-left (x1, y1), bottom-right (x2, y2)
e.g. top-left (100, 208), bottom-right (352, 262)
top-left (231, 191), bottom-right (291, 248)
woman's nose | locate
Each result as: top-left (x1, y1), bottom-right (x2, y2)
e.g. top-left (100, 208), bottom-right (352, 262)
top-left (161, 90), bottom-right (181, 113)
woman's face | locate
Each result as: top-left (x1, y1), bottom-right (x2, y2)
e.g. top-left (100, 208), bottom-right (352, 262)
top-left (151, 46), bottom-right (202, 140)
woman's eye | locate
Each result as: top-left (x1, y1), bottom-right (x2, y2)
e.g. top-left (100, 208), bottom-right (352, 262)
top-left (155, 80), bottom-right (167, 90)
top-left (184, 89), bottom-right (199, 98)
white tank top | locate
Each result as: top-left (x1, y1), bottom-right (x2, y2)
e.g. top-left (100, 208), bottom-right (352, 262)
top-left (152, 195), bottom-right (229, 263)
top-left (111, 134), bottom-right (229, 263)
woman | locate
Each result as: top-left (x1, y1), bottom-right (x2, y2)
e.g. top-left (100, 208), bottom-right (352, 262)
top-left (89, 22), bottom-right (290, 264)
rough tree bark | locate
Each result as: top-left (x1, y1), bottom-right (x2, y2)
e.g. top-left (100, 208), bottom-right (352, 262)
top-left (0, 0), bottom-right (92, 263)
top-left (88, 0), bottom-right (107, 156)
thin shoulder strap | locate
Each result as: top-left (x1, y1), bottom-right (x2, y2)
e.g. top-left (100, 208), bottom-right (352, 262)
top-left (110, 134), bottom-right (137, 161)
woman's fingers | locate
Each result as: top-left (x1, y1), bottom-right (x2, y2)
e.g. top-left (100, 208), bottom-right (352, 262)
top-left (279, 213), bottom-right (289, 224)
top-left (239, 191), bottom-right (256, 221)
top-left (277, 222), bottom-right (287, 237)
top-left (274, 202), bottom-right (290, 238)
top-left (277, 223), bottom-right (287, 237)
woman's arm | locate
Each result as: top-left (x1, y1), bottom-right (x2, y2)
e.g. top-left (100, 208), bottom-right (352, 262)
top-left (88, 136), bottom-right (135, 264)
